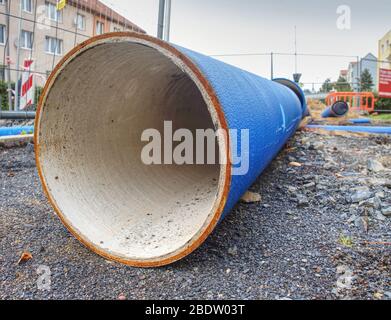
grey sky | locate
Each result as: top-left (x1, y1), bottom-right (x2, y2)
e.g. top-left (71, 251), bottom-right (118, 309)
top-left (102, 0), bottom-right (391, 90)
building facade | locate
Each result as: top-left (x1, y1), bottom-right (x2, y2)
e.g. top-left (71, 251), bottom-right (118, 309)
top-left (346, 53), bottom-right (378, 92)
top-left (0, 0), bottom-right (145, 86)
top-left (379, 29), bottom-right (391, 70)
top-left (361, 53), bottom-right (378, 91)
top-left (347, 61), bottom-right (358, 90)
top-left (339, 69), bottom-right (348, 80)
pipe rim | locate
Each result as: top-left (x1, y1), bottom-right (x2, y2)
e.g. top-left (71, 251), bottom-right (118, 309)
top-left (34, 32), bottom-right (232, 267)
top-left (273, 78), bottom-right (307, 114)
top-left (331, 101), bottom-right (349, 116)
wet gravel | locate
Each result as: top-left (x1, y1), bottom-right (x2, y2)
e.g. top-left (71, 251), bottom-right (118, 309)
top-left (0, 130), bottom-right (390, 300)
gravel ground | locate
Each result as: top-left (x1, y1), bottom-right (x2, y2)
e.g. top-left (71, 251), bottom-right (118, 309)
top-left (0, 119), bottom-right (35, 127)
top-left (0, 130), bottom-right (390, 300)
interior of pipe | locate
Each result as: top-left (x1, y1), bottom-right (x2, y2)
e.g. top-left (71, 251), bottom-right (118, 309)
top-left (332, 101), bottom-right (349, 116)
top-left (38, 41), bottom-right (223, 261)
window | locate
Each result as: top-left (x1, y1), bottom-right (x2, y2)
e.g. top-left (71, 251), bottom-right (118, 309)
top-left (45, 36), bottom-right (63, 55)
top-left (21, 30), bottom-right (33, 49)
top-left (96, 21), bottom-right (104, 35)
top-left (76, 14), bottom-right (85, 30)
top-left (0, 24), bottom-right (5, 45)
top-left (46, 1), bottom-right (62, 22)
top-left (113, 26), bottom-right (121, 32)
top-left (22, 0), bottom-right (33, 13)
top-left (0, 0), bottom-right (6, 5)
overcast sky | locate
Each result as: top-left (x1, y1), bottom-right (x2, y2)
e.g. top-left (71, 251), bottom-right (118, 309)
top-left (101, 0), bottom-right (391, 90)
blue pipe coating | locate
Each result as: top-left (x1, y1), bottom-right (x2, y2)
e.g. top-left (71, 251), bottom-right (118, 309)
top-left (272, 78), bottom-right (309, 117)
top-left (307, 125), bottom-right (391, 135)
top-left (175, 47), bottom-right (306, 219)
top-left (348, 118), bottom-right (371, 124)
top-left (0, 126), bottom-right (34, 137)
top-left (321, 107), bottom-right (336, 118)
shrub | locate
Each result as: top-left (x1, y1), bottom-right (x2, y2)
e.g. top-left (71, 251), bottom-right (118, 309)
top-left (374, 93), bottom-right (391, 112)
top-left (0, 81), bottom-right (15, 111)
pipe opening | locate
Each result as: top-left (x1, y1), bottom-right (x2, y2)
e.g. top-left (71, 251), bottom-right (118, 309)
top-left (37, 38), bottom-right (227, 265)
top-left (331, 101), bottom-right (349, 116)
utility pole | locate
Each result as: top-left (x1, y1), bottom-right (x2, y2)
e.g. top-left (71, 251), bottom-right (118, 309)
top-left (359, 57), bottom-right (363, 92)
top-left (163, 0), bottom-right (172, 42)
top-left (294, 26), bottom-right (297, 74)
top-left (5, 0), bottom-right (12, 110)
top-left (157, 0), bottom-right (172, 41)
top-left (270, 52), bottom-right (274, 80)
top-left (293, 26), bottom-right (301, 83)
top-left (157, 0), bottom-right (165, 40)
top-left (356, 56), bottom-right (360, 92)
top-left (14, 0), bottom-right (23, 111)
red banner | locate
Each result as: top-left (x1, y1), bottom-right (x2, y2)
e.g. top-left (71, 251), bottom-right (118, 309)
top-left (379, 68), bottom-right (391, 98)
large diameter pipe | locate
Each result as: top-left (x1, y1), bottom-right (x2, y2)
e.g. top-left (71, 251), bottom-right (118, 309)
top-left (35, 33), bottom-right (306, 267)
top-left (0, 111), bottom-right (36, 120)
top-left (273, 78), bottom-right (309, 116)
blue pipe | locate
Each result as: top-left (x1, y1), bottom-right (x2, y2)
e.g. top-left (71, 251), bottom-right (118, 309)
top-left (0, 126), bottom-right (34, 137)
top-left (307, 125), bottom-right (391, 135)
top-left (348, 118), bottom-right (371, 124)
top-left (36, 34), bottom-right (307, 267)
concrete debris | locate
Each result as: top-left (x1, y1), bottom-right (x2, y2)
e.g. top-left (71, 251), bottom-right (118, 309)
top-left (241, 191), bottom-right (262, 203)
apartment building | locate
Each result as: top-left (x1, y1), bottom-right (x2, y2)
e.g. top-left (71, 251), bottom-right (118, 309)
top-left (339, 69), bottom-right (348, 81)
top-left (346, 53), bottom-right (378, 92)
top-left (347, 61), bottom-right (358, 90)
top-left (0, 0), bottom-right (145, 86)
top-left (379, 29), bottom-right (391, 70)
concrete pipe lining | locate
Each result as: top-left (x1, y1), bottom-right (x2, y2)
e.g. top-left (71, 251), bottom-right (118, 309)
top-left (35, 33), bottom-right (230, 267)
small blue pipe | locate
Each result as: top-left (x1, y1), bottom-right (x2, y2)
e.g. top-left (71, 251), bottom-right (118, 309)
top-left (348, 118), bottom-right (371, 124)
top-left (0, 126), bottom-right (34, 137)
top-left (307, 125), bottom-right (391, 135)
top-left (321, 107), bottom-right (336, 118)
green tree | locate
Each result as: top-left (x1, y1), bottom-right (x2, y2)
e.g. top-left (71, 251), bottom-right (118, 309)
top-left (0, 81), bottom-right (15, 111)
top-left (334, 76), bottom-right (352, 92)
top-left (320, 78), bottom-right (333, 93)
top-left (360, 69), bottom-right (374, 92)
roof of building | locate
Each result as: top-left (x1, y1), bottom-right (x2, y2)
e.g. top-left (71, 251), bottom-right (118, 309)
top-left (363, 53), bottom-right (377, 60)
top-left (68, 0), bottom-right (146, 34)
top-left (380, 29), bottom-right (391, 41)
